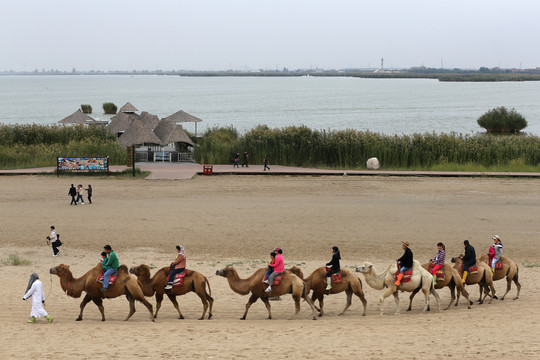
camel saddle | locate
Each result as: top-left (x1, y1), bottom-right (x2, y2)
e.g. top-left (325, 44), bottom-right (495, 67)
top-left (488, 257), bottom-right (504, 270)
top-left (97, 270), bottom-right (118, 285)
top-left (263, 273), bottom-right (283, 286)
top-left (428, 264), bottom-right (445, 280)
top-left (171, 271), bottom-right (187, 287)
top-left (394, 269), bottom-right (413, 283)
top-left (462, 263), bottom-right (478, 274)
top-left (331, 272), bottom-right (342, 283)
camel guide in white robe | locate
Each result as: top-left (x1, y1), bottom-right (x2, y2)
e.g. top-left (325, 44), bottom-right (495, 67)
top-left (23, 273), bottom-right (53, 323)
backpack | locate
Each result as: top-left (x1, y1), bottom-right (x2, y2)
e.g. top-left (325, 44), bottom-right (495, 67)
top-left (56, 233), bottom-right (63, 246)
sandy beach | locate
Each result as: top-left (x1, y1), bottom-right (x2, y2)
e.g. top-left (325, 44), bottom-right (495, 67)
top-left (1, 175), bottom-right (539, 359)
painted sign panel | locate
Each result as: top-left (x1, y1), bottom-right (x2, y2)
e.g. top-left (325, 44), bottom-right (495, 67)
top-left (57, 157), bottom-right (108, 171)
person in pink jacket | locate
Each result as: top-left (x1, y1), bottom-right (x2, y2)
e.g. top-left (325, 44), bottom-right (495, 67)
top-left (165, 245), bottom-right (186, 290)
top-left (264, 247), bottom-right (284, 293)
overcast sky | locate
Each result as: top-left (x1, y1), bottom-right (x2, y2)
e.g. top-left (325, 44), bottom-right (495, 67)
top-left (1, 0), bottom-right (538, 71)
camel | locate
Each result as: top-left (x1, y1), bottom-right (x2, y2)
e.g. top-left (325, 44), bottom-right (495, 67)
top-left (289, 266), bottom-right (367, 317)
top-left (49, 263), bottom-right (154, 322)
top-left (356, 260), bottom-right (441, 315)
top-left (129, 265), bottom-right (213, 320)
top-left (450, 256), bottom-right (496, 304)
top-left (478, 255), bottom-right (521, 300)
top-left (407, 263), bottom-right (471, 311)
top-left (215, 266), bottom-right (318, 320)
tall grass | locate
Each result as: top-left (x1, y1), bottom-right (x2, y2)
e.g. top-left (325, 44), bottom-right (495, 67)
top-left (1, 254), bottom-right (31, 266)
top-left (0, 124), bottom-right (127, 169)
top-left (194, 125), bottom-right (540, 170)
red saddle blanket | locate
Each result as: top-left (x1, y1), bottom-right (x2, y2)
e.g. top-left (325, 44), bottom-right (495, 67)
top-left (394, 269), bottom-right (413, 283)
top-left (462, 263), bottom-right (478, 274)
top-left (97, 270), bottom-right (118, 285)
top-left (488, 257), bottom-right (504, 269)
top-left (331, 272), bottom-right (342, 283)
top-left (171, 272), bottom-right (186, 287)
top-left (428, 264), bottom-right (445, 280)
top-left (263, 273), bottom-right (283, 286)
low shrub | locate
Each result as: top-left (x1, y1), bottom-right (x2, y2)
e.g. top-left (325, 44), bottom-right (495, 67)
top-left (103, 102), bottom-right (117, 114)
top-left (477, 106), bottom-right (527, 133)
top-left (1, 254), bottom-right (31, 266)
top-left (81, 104), bottom-right (92, 114)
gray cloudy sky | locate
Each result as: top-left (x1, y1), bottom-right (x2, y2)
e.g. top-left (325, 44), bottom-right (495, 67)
top-left (1, 0), bottom-right (538, 71)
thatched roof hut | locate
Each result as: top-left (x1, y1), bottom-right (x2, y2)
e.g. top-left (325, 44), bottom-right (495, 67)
top-left (105, 112), bottom-right (139, 136)
top-left (58, 109), bottom-right (95, 125)
top-left (118, 121), bottom-right (162, 147)
top-left (153, 119), bottom-right (194, 147)
top-left (138, 111), bottom-right (160, 130)
top-left (163, 110), bottom-right (203, 124)
top-left (119, 102), bottom-right (138, 113)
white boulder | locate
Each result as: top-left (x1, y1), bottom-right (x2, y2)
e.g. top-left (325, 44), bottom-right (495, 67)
top-left (366, 157), bottom-right (380, 170)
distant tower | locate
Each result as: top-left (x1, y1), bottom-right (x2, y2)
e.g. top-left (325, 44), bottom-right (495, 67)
top-left (381, 58), bottom-right (384, 72)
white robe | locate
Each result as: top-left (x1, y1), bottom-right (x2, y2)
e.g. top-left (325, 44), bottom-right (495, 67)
top-left (23, 279), bottom-right (48, 318)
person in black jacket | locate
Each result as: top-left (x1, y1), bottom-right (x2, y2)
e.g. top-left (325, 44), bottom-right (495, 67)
top-left (395, 241), bottom-right (413, 285)
top-left (68, 184), bottom-right (77, 205)
top-left (325, 246), bottom-right (341, 290)
top-left (461, 240), bottom-right (476, 283)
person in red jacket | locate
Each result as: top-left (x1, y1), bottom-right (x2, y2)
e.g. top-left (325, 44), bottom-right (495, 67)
top-left (264, 248), bottom-right (284, 293)
top-left (165, 245), bottom-right (186, 290)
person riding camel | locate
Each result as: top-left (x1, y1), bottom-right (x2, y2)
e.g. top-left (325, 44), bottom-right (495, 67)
top-left (264, 247), bottom-right (284, 293)
top-left (461, 240), bottom-right (476, 283)
top-left (395, 241), bottom-right (413, 286)
top-left (325, 246), bottom-right (341, 290)
top-left (263, 252), bottom-right (276, 283)
top-left (489, 235), bottom-right (503, 273)
top-left (165, 245), bottom-right (186, 290)
top-left (429, 242), bottom-right (446, 285)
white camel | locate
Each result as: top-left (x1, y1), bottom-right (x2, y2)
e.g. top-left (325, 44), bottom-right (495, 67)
top-left (356, 260), bottom-right (441, 315)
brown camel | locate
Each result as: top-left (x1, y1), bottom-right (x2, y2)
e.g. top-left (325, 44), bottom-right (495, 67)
top-left (215, 266), bottom-right (318, 320)
top-left (450, 256), bottom-right (496, 304)
top-left (129, 265), bottom-right (213, 320)
top-left (407, 263), bottom-right (471, 311)
top-left (478, 255), bottom-right (521, 300)
top-left (289, 266), bottom-right (367, 317)
top-left (50, 263), bottom-right (154, 322)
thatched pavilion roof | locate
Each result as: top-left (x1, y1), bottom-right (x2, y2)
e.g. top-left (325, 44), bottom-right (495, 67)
top-left (118, 121), bottom-right (162, 146)
top-left (119, 102), bottom-right (138, 113)
top-left (58, 109), bottom-right (95, 124)
top-left (153, 119), bottom-right (194, 146)
top-left (138, 111), bottom-right (160, 130)
top-left (105, 112), bottom-right (139, 135)
top-left (162, 110), bottom-right (203, 123)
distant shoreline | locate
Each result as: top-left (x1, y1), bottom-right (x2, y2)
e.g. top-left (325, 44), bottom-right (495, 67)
top-left (2, 71), bottom-right (540, 82)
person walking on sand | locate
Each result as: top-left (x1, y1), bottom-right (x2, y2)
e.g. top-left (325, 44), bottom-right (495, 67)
top-left (23, 273), bottom-right (53, 324)
top-left (264, 247), bottom-right (284, 292)
top-left (85, 184), bottom-right (92, 204)
top-left (165, 245), bottom-right (186, 290)
top-left (233, 153), bottom-right (240, 168)
top-left (68, 184), bottom-right (77, 205)
top-left (242, 152), bottom-right (249, 167)
top-left (263, 155), bottom-right (270, 171)
top-left (76, 184), bottom-right (85, 205)
top-left (46, 225), bottom-right (62, 257)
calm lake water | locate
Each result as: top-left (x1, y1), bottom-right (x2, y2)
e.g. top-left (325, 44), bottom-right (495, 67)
top-left (0, 75), bottom-right (539, 135)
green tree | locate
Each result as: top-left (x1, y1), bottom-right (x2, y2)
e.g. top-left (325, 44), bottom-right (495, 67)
top-left (477, 106), bottom-right (527, 133)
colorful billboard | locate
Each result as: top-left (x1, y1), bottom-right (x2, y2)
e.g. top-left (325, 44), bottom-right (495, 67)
top-left (57, 157), bottom-right (108, 171)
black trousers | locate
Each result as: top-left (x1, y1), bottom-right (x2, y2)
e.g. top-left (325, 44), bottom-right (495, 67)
top-left (70, 195), bottom-right (77, 205)
top-left (52, 240), bottom-right (62, 255)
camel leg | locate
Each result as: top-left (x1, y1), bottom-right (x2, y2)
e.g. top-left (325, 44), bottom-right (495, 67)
top-left (392, 290), bottom-right (400, 315)
top-left (166, 293), bottom-right (184, 319)
top-left (445, 284), bottom-right (456, 310)
top-left (500, 278), bottom-right (512, 301)
top-left (195, 290), bottom-right (209, 320)
top-left (461, 285), bottom-right (471, 309)
top-left (302, 290), bottom-right (318, 320)
top-left (206, 292), bottom-right (214, 319)
top-left (154, 293), bottom-right (164, 318)
top-left (431, 288), bottom-right (441, 313)
top-left (421, 289), bottom-right (430, 313)
top-left (124, 295), bottom-right (136, 321)
top-left (354, 288), bottom-right (367, 316)
top-left (485, 284), bottom-right (496, 304)
top-left (241, 294), bottom-right (259, 320)
top-left (259, 297), bottom-right (274, 320)
top-left (338, 289), bottom-right (353, 316)
top-left (316, 294), bottom-right (324, 317)
top-left (407, 288), bottom-right (421, 312)
top-left (378, 286), bottom-right (396, 315)
top-left (513, 273), bottom-right (521, 300)
top-left (477, 284), bottom-right (483, 303)
top-left (291, 293), bottom-right (302, 319)
top-left (76, 294), bottom-right (94, 321)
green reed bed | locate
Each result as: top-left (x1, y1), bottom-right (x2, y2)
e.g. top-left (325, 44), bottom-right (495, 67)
top-left (194, 125), bottom-right (540, 171)
top-left (0, 124), bottom-right (126, 169)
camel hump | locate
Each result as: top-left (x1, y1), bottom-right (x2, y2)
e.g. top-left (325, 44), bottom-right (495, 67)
top-left (118, 265), bottom-right (129, 273)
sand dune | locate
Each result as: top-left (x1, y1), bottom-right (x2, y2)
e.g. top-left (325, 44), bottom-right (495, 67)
top-left (0, 175), bottom-right (538, 359)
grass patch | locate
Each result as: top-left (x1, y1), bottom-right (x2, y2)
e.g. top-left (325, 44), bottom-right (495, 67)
top-left (523, 262), bottom-right (540, 268)
top-left (1, 254), bottom-right (31, 266)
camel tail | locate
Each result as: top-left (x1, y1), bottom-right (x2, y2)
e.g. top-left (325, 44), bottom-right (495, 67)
top-left (205, 276), bottom-right (212, 297)
top-left (513, 265), bottom-right (519, 283)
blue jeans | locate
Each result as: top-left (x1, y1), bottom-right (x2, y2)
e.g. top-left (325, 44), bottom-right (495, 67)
top-left (168, 268), bottom-right (185, 283)
top-left (399, 266), bottom-right (411, 274)
top-left (265, 268), bottom-right (273, 280)
top-left (103, 268), bottom-right (117, 289)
